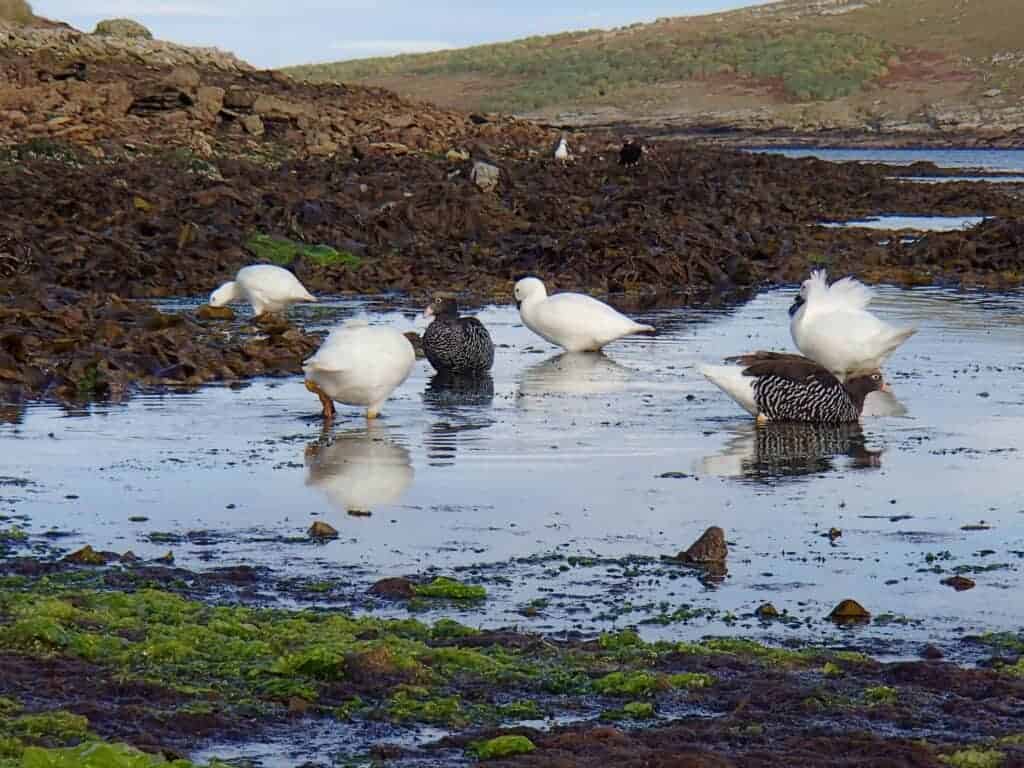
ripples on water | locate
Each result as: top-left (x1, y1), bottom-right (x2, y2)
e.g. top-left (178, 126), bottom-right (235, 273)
top-left (2, 285), bottom-right (1024, 650)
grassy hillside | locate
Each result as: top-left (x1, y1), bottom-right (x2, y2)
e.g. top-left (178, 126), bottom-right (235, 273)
top-left (287, 0), bottom-right (1024, 124)
top-left (0, 0), bottom-right (33, 23)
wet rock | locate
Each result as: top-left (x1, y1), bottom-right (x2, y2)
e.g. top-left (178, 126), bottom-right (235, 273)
top-left (196, 305), bottom-right (235, 321)
top-left (155, 550), bottom-right (175, 564)
top-left (921, 644), bottom-right (945, 660)
top-left (369, 577), bottom-right (415, 600)
top-left (828, 527), bottom-right (842, 541)
top-left (64, 544), bottom-right (117, 565)
top-left (308, 520), bottom-right (339, 540)
top-left (941, 575), bottom-right (976, 591)
top-left (677, 526), bottom-right (727, 564)
top-left (287, 696), bottom-right (312, 716)
top-left (93, 18), bottom-right (153, 39)
top-left (754, 602), bottom-right (779, 619)
top-left (446, 148), bottom-right (470, 162)
top-left (828, 598), bottom-right (871, 623)
top-left (470, 161), bottom-right (500, 192)
top-left (345, 645), bottom-right (420, 687)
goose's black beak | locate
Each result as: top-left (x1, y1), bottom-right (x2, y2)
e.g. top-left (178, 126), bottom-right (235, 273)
top-left (788, 295), bottom-right (805, 317)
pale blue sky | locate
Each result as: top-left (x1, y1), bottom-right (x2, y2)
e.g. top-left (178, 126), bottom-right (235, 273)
top-left (33, 0), bottom-right (772, 68)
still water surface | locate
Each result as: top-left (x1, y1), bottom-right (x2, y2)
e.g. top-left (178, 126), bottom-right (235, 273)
top-left (3, 286), bottom-right (1023, 651)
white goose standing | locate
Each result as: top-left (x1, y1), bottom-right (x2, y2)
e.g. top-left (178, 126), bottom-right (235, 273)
top-left (514, 277), bottom-right (655, 352)
top-left (209, 264), bottom-right (316, 317)
top-left (303, 319), bottom-right (416, 423)
top-left (789, 270), bottom-right (916, 381)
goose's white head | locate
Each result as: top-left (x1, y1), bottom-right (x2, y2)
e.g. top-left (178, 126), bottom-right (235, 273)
top-left (209, 281), bottom-right (238, 308)
top-left (513, 277), bottom-right (547, 310)
top-left (788, 269), bottom-right (827, 318)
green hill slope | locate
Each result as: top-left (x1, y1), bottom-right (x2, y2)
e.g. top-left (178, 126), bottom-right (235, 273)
top-left (286, 0), bottom-right (1024, 134)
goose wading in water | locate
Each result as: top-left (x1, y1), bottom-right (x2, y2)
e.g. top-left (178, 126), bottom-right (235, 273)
top-left (422, 295), bottom-right (494, 376)
top-left (209, 264), bottom-right (316, 317)
top-left (700, 351), bottom-right (887, 424)
top-left (302, 319), bottom-right (416, 424)
top-left (513, 277), bottom-right (655, 352)
top-left (789, 269), bottom-right (916, 381)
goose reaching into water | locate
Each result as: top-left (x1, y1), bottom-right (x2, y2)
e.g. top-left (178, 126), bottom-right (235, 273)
top-left (700, 351), bottom-right (887, 424)
top-left (303, 319), bottom-right (416, 423)
top-left (514, 277), bottom-right (655, 352)
top-left (422, 295), bottom-right (494, 376)
top-left (789, 270), bottom-right (916, 381)
top-left (209, 264), bottom-right (316, 317)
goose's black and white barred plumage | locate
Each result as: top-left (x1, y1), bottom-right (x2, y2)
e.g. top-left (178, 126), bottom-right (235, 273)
top-left (422, 295), bottom-right (495, 376)
top-left (700, 351), bottom-right (886, 424)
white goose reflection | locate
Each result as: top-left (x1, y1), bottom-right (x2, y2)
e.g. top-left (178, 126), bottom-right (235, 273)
top-left (518, 352), bottom-right (633, 400)
top-left (304, 425), bottom-right (414, 515)
top-left (698, 421), bottom-right (883, 483)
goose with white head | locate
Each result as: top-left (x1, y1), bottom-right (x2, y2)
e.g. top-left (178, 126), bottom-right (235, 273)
top-left (513, 276), bottom-right (655, 352)
top-left (789, 269), bottom-right (916, 382)
top-left (209, 264), bottom-right (316, 318)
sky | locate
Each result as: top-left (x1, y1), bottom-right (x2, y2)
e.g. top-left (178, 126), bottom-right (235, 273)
top-left (32, 0), bottom-right (774, 69)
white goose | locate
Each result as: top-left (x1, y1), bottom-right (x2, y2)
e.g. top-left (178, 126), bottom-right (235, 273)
top-left (209, 264), bottom-right (316, 317)
top-left (302, 319), bottom-right (416, 423)
top-left (514, 277), bottom-right (655, 352)
top-left (789, 270), bottom-right (916, 381)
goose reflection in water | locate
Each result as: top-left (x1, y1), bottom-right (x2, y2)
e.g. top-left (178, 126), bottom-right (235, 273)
top-left (699, 421), bottom-right (883, 483)
top-left (304, 425), bottom-right (414, 515)
top-left (518, 352), bottom-right (632, 400)
top-left (422, 373), bottom-right (495, 467)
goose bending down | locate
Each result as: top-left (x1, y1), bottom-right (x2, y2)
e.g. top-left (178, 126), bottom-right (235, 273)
top-left (700, 351), bottom-right (887, 424)
top-left (422, 295), bottom-right (494, 376)
top-left (789, 270), bottom-right (915, 381)
top-left (209, 264), bottom-right (316, 317)
top-left (303, 319), bottom-right (416, 423)
top-left (514, 277), bottom-right (655, 352)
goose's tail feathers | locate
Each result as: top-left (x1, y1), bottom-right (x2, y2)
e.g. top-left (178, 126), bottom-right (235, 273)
top-left (700, 364), bottom-right (759, 417)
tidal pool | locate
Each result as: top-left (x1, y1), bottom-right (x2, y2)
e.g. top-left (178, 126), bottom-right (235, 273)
top-left (2, 286), bottom-right (1023, 656)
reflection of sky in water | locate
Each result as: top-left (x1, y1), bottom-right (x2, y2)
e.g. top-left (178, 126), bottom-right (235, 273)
top-left (751, 146), bottom-right (1024, 173)
top-left (1, 285), bottom-right (1023, 649)
top-left (819, 215), bottom-right (987, 231)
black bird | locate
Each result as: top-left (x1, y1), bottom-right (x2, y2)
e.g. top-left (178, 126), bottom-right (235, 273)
top-left (701, 351), bottom-right (887, 424)
top-left (619, 138), bottom-right (643, 166)
top-left (422, 295), bottom-right (495, 376)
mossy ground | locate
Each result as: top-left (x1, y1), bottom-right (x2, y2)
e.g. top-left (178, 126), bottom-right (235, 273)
top-left (0, 563), bottom-right (1023, 766)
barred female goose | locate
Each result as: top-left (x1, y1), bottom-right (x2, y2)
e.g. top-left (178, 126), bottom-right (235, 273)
top-left (209, 264), bottom-right (315, 317)
top-left (789, 270), bottom-right (916, 381)
top-left (422, 295), bottom-right (494, 376)
top-left (700, 351), bottom-right (886, 424)
top-left (303, 319), bottom-right (416, 423)
top-left (514, 277), bottom-right (655, 352)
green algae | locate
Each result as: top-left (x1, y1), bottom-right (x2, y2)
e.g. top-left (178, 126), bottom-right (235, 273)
top-left (245, 233), bottom-right (360, 269)
top-left (667, 672), bottom-right (714, 690)
top-left (823, 662), bottom-right (843, 678)
top-left (469, 735), bottom-right (536, 760)
top-left (20, 741), bottom-right (228, 767)
top-left (593, 671), bottom-right (660, 697)
top-left (864, 685), bottom-right (898, 706)
top-left (940, 749), bottom-right (1005, 768)
top-left (602, 700), bottom-right (656, 720)
top-left (413, 577), bottom-right (486, 601)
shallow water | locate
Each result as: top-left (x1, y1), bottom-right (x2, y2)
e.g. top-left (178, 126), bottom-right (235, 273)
top-left (751, 146), bottom-right (1024, 173)
top-left (2, 286), bottom-right (1024, 655)
top-left (819, 214), bottom-right (987, 231)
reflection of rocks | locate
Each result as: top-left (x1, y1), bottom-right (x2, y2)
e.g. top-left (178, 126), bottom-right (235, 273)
top-left (304, 426), bottom-right (413, 515)
top-left (699, 422), bottom-right (883, 482)
top-left (518, 352), bottom-right (631, 400)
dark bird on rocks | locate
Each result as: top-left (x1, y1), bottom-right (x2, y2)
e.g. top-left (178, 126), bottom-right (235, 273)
top-left (619, 138), bottom-right (643, 166)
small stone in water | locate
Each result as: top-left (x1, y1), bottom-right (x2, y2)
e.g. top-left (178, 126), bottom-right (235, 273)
top-left (828, 598), bottom-right (870, 623)
top-left (755, 602), bottom-right (779, 619)
top-left (941, 575), bottom-right (975, 591)
top-left (677, 526), bottom-right (727, 564)
top-left (308, 521), bottom-right (339, 539)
